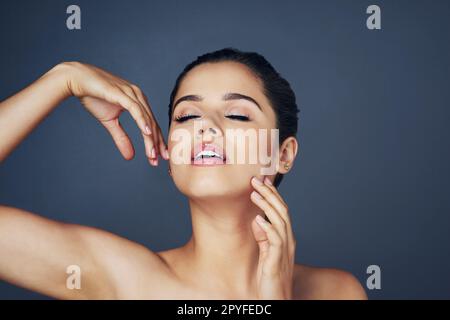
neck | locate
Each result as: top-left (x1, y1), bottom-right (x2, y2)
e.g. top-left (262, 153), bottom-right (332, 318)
top-left (181, 195), bottom-right (261, 297)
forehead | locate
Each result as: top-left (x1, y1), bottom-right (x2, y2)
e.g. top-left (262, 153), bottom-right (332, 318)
top-left (174, 61), bottom-right (266, 102)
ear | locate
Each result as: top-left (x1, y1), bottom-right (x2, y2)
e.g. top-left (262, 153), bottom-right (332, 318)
top-left (278, 136), bottom-right (299, 174)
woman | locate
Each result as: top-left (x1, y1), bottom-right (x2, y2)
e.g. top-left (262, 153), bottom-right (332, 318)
top-left (0, 48), bottom-right (367, 299)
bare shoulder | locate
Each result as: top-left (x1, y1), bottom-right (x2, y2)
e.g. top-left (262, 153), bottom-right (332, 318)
top-left (293, 264), bottom-right (368, 300)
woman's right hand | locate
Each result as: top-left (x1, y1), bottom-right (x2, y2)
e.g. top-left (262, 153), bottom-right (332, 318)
top-left (57, 61), bottom-right (168, 165)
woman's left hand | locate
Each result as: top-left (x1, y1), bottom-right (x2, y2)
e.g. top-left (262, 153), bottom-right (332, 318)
top-left (250, 176), bottom-right (296, 300)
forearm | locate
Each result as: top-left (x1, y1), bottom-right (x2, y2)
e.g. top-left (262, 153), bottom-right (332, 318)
top-left (0, 63), bottom-right (71, 162)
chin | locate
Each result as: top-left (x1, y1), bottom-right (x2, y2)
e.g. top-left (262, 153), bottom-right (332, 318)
top-left (173, 169), bottom-right (253, 199)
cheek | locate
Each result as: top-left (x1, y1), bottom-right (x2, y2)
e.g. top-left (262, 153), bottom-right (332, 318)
top-left (225, 127), bottom-right (277, 163)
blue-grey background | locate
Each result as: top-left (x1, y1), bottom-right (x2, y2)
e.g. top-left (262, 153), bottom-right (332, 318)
top-left (1, 0), bottom-right (449, 299)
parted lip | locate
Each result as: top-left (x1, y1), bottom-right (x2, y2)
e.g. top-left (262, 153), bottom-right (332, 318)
top-left (191, 142), bottom-right (226, 161)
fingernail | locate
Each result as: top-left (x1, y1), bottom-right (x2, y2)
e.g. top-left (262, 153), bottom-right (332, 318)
top-left (251, 191), bottom-right (263, 200)
top-left (151, 148), bottom-right (156, 159)
top-left (255, 214), bottom-right (266, 225)
top-left (264, 176), bottom-right (273, 186)
top-left (252, 176), bottom-right (263, 186)
top-left (145, 125), bottom-right (152, 135)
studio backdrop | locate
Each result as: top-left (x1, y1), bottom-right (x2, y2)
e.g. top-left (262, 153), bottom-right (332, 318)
top-left (1, 0), bottom-right (449, 299)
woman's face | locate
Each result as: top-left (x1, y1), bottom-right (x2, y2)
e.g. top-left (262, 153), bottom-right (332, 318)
top-left (168, 61), bottom-right (278, 199)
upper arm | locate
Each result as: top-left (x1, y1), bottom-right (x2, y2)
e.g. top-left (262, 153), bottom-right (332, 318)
top-left (0, 205), bottom-right (163, 299)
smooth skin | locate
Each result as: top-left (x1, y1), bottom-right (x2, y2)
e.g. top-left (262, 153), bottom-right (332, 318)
top-left (0, 62), bottom-right (367, 299)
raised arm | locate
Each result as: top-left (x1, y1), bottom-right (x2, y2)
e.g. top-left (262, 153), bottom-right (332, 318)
top-left (0, 62), bottom-right (169, 299)
top-left (0, 62), bottom-right (168, 163)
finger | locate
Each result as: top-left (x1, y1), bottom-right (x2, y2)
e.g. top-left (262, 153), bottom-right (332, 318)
top-left (250, 190), bottom-right (287, 246)
top-left (251, 177), bottom-right (296, 256)
top-left (126, 85), bottom-right (152, 130)
top-left (102, 118), bottom-right (135, 160)
top-left (252, 176), bottom-right (290, 223)
top-left (251, 218), bottom-right (270, 258)
top-left (119, 86), bottom-right (154, 137)
top-left (254, 214), bottom-right (283, 274)
top-left (252, 217), bottom-right (269, 243)
top-left (251, 177), bottom-right (289, 227)
top-left (108, 87), bottom-right (151, 137)
top-left (263, 176), bottom-right (288, 207)
top-left (252, 177), bottom-right (295, 253)
top-left (149, 134), bottom-right (159, 166)
top-left (116, 86), bottom-right (158, 165)
top-left (142, 132), bottom-right (158, 166)
top-left (260, 176), bottom-right (296, 256)
top-left (258, 176), bottom-right (296, 254)
top-left (155, 124), bottom-right (169, 160)
top-left (135, 88), bottom-right (169, 160)
top-left (121, 84), bottom-right (142, 107)
top-left (145, 121), bottom-right (160, 165)
top-left (130, 85), bottom-right (169, 161)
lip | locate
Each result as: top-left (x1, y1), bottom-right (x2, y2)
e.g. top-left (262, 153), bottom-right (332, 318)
top-left (191, 142), bottom-right (226, 166)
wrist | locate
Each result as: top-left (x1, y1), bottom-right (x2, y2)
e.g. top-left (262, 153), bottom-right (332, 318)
top-left (45, 61), bottom-right (79, 99)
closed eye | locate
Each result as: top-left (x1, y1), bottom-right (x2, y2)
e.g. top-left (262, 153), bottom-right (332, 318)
top-left (174, 114), bottom-right (200, 122)
top-left (226, 115), bottom-right (250, 121)
top-left (175, 114), bottom-right (250, 123)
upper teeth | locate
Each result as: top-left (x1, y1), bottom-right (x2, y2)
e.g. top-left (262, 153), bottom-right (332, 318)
top-left (194, 150), bottom-right (223, 160)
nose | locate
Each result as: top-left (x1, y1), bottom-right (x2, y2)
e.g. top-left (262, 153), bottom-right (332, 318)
top-left (198, 127), bottom-right (217, 135)
top-left (195, 119), bottom-right (222, 141)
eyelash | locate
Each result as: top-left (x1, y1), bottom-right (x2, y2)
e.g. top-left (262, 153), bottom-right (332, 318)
top-left (174, 114), bottom-right (250, 123)
top-left (174, 114), bottom-right (198, 122)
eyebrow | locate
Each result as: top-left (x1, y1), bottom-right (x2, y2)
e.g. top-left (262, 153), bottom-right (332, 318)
top-left (172, 92), bottom-right (262, 113)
